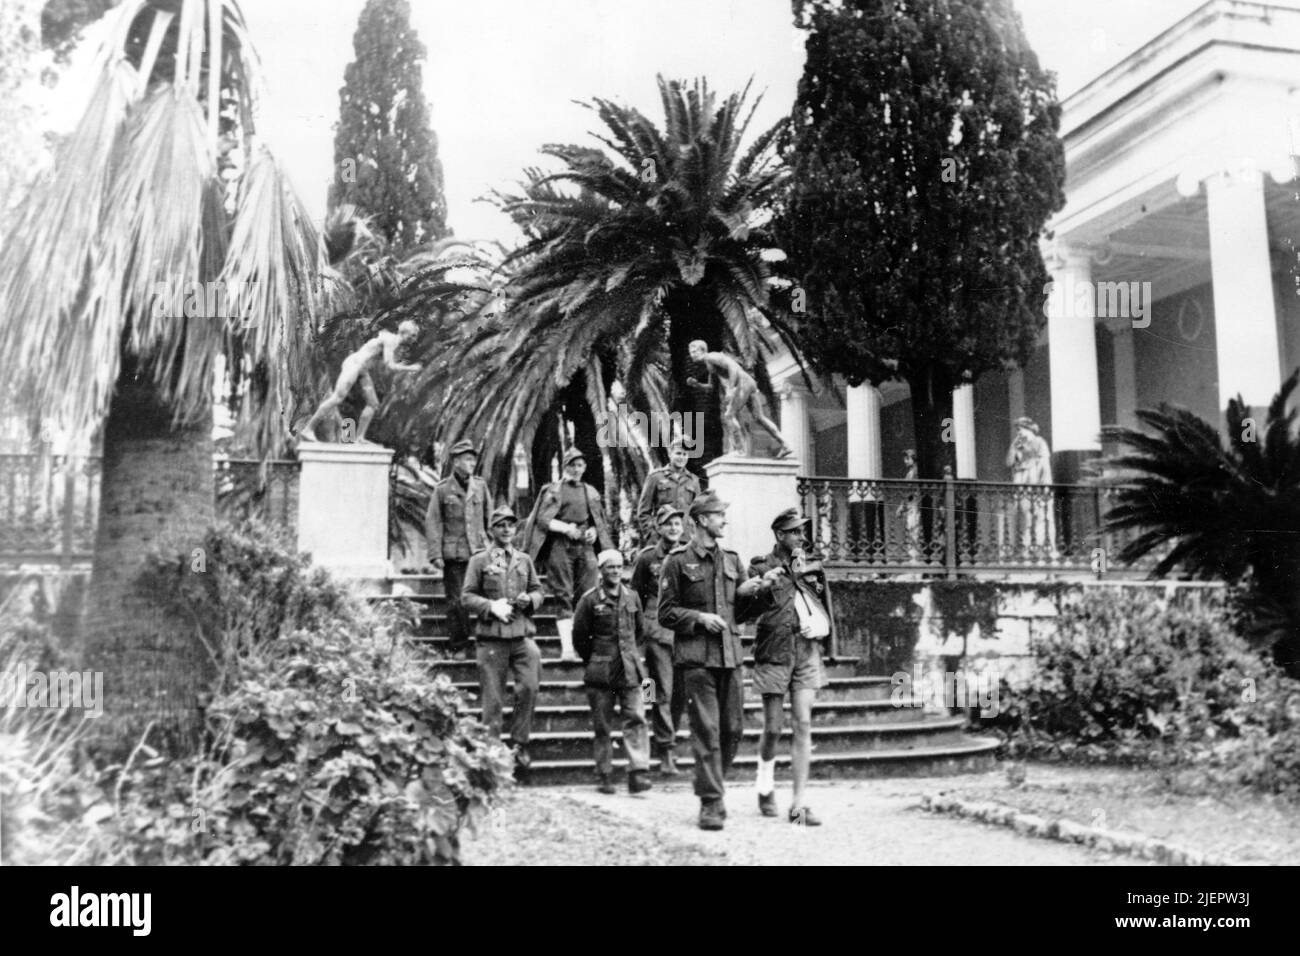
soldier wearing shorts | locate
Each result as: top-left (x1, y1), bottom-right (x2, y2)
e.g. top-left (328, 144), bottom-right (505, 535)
top-left (748, 508), bottom-right (834, 826)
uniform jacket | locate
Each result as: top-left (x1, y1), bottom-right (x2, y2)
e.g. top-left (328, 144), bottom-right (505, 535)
top-left (572, 583), bottom-right (648, 690)
top-left (657, 539), bottom-right (760, 669)
top-left (460, 545), bottom-right (545, 639)
top-left (747, 548), bottom-right (835, 665)
top-left (522, 479), bottom-right (614, 564)
top-left (425, 474), bottom-right (493, 561)
top-left (635, 466), bottom-right (701, 536)
top-left (630, 539), bottom-right (675, 645)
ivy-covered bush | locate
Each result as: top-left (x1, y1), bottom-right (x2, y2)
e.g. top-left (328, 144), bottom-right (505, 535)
top-left (993, 587), bottom-right (1300, 798)
top-left (3, 521), bottom-right (513, 865)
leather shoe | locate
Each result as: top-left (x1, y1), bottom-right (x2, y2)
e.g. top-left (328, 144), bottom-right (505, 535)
top-left (758, 791), bottom-right (778, 817)
top-left (628, 770), bottom-right (653, 794)
top-left (698, 802), bottom-right (725, 831)
top-left (789, 806), bottom-right (822, 827)
top-left (596, 774), bottom-right (616, 795)
top-left (512, 746), bottom-right (532, 786)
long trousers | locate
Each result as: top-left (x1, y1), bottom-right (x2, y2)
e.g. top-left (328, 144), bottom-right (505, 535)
top-left (682, 665), bottom-right (745, 803)
top-left (442, 559), bottom-right (471, 653)
top-left (644, 641), bottom-right (687, 753)
top-left (544, 536), bottom-right (597, 617)
top-left (586, 685), bottom-right (650, 776)
top-left (476, 637), bottom-right (541, 748)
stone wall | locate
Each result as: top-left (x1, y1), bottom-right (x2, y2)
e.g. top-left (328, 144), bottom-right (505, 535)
top-left (826, 576), bottom-right (1226, 686)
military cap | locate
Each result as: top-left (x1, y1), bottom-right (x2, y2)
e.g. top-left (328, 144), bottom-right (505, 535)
top-left (771, 507), bottom-right (811, 533)
top-left (688, 491), bottom-right (728, 518)
top-left (489, 505), bottom-right (518, 527)
top-left (655, 503), bottom-right (685, 525)
top-left (562, 446), bottom-right (586, 466)
top-left (596, 548), bottom-right (624, 567)
top-left (448, 439), bottom-right (479, 458)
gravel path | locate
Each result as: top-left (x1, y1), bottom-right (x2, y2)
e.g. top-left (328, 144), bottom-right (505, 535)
top-left (461, 772), bottom-right (1151, 866)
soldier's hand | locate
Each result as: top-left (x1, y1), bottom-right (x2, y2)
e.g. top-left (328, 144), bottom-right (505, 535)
top-left (582, 527), bottom-right (596, 544)
top-left (489, 598), bottom-right (514, 622)
top-left (799, 624), bottom-right (814, 639)
top-left (761, 566), bottom-right (785, 588)
top-left (512, 592), bottom-right (532, 611)
top-left (566, 523), bottom-right (584, 541)
top-left (700, 613), bottom-right (727, 633)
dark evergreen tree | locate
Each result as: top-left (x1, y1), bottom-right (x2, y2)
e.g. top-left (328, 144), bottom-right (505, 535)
top-left (776, 0), bottom-right (1066, 477)
top-left (329, 0), bottom-right (447, 251)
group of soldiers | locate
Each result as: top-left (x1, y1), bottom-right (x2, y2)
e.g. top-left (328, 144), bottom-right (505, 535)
top-left (426, 435), bottom-right (836, 830)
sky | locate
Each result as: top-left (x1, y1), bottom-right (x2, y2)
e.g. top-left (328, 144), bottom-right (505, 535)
top-left (49, 0), bottom-right (1219, 245)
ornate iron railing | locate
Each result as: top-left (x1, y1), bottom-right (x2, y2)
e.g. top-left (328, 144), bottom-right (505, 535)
top-left (0, 454), bottom-right (100, 565)
top-left (797, 475), bottom-right (1157, 577)
top-left (1, 454), bottom-right (298, 566)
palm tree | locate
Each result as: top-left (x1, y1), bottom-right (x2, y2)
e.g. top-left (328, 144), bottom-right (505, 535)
top-left (1102, 371), bottom-right (1300, 676)
top-left (0, 0), bottom-right (329, 754)
top-left (491, 76), bottom-right (799, 471)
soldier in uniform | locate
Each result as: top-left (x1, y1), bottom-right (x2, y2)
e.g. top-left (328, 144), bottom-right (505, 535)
top-left (749, 508), bottom-right (834, 826)
top-left (461, 506), bottom-right (545, 783)
top-left (425, 439), bottom-right (493, 659)
top-left (572, 549), bottom-right (654, 795)
top-left (658, 492), bottom-right (771, 830)
top-left (635, 436), bottom-right (701, 540)
top-left (630, 503), bottom-right (688, 777)
top-left (522, 446), bottom-right (614, 662)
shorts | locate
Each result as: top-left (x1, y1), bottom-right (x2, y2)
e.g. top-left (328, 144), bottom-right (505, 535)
top-left (751, 640), bottom-right (826, 696)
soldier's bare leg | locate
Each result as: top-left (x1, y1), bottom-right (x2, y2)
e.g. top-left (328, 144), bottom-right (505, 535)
top-left (790, 687), bottom-right (815, 812)
top-left (758, 694), bottom-right (784, 763)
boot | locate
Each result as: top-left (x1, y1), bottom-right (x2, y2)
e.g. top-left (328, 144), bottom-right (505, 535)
top-left (628, 770), bottom-right (653, 794)
top-left (596, 773), bottom-right (616, 795)
top-left (512, 745), bottom-right (532, 786)
top-left (698, 800), bottom-right (725, 831)
top-left (557, 617), bottom-right (579, 662)
top-left (659, 749), bottom-right (680, 778)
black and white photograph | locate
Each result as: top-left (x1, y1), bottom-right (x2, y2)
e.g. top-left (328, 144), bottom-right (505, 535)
top-left (0, 0), bottom-right (1295, 899)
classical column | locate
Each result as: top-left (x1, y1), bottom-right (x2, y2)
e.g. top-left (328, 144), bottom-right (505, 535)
top-left (952, 384), bottom-right (976, 479)
top-left (1107, 319), bottom-right (1138, 431)
top-left (1007, 367), bottom-right (1026, 422)
top-left (778, 381), bottom-right (811, 474)
top-left (1046, 245), bottom-right (1103, 483)
top-left (1205, 165), bottom-right (1282, 412)
top-left (845, 383), bottom-right (882, 479)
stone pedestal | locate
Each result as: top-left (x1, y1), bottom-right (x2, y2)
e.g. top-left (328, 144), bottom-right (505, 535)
top-left (704, 454), bottom-right (801, 564)
top-left (296, 442), bottom-right (394, 580)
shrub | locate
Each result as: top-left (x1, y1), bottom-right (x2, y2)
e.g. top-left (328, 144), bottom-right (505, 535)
top-left (993, 587), bottom-right (1300, 798)
top-left (4, 520), bottom-right (513, 864)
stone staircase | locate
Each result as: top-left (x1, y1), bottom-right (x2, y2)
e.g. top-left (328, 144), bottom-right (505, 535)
top-left (370, 575), bottom-right (1000, 785)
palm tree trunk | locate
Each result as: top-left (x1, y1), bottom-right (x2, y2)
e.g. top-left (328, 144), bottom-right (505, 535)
top-left (83, 354), bottom-right (216, 757)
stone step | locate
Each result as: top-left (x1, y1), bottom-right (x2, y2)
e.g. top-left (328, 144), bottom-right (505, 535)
top-left (513, 717), bottom-right (972, 763)
top-left (451, 675), bottom-right (900, 706)
top-left (471, 698), bottom-right (929, 734)
top-left (425, 656), bottom-right (865, 684)
top-left (526, 736), bottom-right (1001, 785)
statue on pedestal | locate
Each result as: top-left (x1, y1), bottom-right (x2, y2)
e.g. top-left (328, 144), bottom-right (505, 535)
top-left (684, 340), bottom-right (793, 458)
top-left (299, 320), bottom-right (421, 443)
